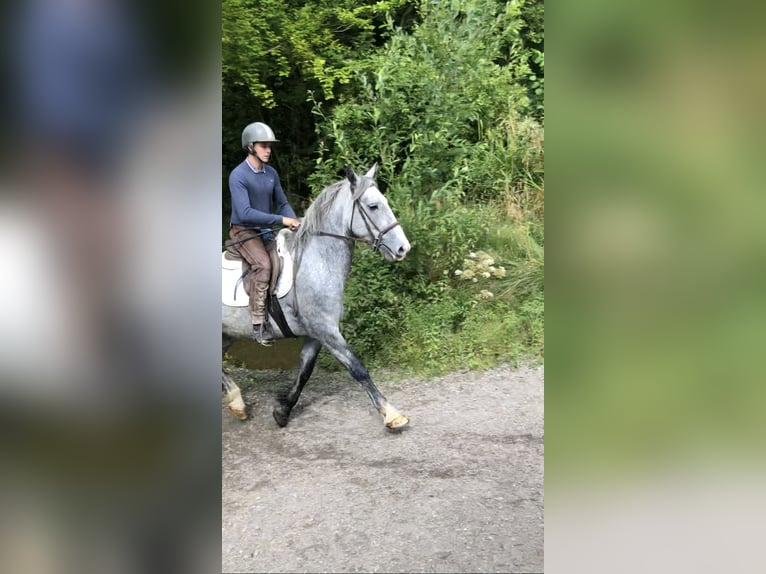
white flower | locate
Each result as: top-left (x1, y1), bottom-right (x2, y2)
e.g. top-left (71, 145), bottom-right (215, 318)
top-left (481, 272), bottom-right (491, 279)
top-left (454, 270), bottom-right (463, 276)
top-left (472, 277), bottom-right (478, 283)
top-left (468, 252), bottom-right (477, 259)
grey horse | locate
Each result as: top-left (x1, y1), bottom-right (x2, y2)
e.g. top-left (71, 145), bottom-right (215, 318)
top-left (222, 164), bottom-right (411, 430)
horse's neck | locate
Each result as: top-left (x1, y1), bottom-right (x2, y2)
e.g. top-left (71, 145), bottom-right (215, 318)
top-left (299, 233), bottom-right (353, 274)
top-left (293, 201), bottom-right (354, 286)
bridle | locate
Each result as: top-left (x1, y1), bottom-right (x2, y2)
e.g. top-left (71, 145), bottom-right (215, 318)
top-left (317, 183), bottom-right (401, 256)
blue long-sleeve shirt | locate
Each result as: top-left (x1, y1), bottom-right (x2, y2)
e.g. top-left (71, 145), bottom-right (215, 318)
top-left (229, 160), bottom-right (296, 240)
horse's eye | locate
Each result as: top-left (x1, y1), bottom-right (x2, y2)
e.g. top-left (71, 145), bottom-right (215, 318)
top-left (369, 204), bottom-right (379, 211)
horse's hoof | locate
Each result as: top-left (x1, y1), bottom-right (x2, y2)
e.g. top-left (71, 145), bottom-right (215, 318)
top-left (273, 406), bottom-right (290, 428)
top-left (228, 405), bottom-right (248, 421)
top-left (385, 414), bottom-right (409, 431)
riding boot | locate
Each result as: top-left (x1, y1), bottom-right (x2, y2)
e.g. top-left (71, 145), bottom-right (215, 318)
top-left (250, 283), bottom-right (274, 346)
top-left (252, 322), bottom-right (274, 347)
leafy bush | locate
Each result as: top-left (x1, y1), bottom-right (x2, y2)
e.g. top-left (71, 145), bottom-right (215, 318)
top-left (309, 0), bottom-right (528, 190)
top-left (308, 0), bottom-right (544, 374)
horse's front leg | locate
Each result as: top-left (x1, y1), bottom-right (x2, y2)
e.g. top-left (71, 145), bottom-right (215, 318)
top-left (321, 331), bottom-right (409, 431)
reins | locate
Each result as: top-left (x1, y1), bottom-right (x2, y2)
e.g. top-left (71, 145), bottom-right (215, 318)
top-left (223, 227), bottom-right (278, 250)
top-left (316, 194), bottom-right (401, 256)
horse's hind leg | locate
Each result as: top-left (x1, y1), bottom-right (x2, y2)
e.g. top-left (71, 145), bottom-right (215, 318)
top-left (273, 337), bottom-right (322, 427)
top-left (321, 331), bottom-right (409, 431)
top-left (222, 335), bottom-right (247, 420)
top-left (223, 370), bottom-right (247, 420)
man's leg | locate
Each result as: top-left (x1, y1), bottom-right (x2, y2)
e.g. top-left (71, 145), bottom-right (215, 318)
top-left (229, 225), bottom-right (273, 345)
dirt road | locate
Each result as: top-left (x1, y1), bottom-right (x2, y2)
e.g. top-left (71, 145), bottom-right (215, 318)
top-left (222, 362), bottom-right (544, 573)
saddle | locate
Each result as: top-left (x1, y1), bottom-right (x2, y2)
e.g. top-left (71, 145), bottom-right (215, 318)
top-left (222, 229), bottom-right (294, 305)
top-left (222, 230), bottom-right (296, 337)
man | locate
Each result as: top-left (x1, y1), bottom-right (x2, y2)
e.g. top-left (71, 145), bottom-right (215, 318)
top-left (228, 122), bottom-right (301, 346)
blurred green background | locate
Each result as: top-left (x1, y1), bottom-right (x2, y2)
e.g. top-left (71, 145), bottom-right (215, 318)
top-left (548, 0), bottom-right (766, 480)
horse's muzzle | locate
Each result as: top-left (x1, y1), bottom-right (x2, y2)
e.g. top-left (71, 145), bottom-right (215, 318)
top-left (395, 240), bottom-right (411, 260)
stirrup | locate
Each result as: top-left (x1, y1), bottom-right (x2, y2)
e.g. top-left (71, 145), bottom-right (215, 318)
top-left (252, 323), bottom-right (274, 347)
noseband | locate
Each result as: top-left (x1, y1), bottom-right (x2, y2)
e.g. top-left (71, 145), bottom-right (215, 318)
top-left (317, 185), bottom-right (401, 255)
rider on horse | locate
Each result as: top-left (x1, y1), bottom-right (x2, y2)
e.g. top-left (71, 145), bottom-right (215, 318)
top-left (227, 122), bottom-right (301, 346)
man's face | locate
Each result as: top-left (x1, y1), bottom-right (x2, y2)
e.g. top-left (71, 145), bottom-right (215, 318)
top-left (253, 142), bottom-right (272, 162)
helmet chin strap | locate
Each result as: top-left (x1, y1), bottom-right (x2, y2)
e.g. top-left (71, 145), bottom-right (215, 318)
top-left (247, 144), bottom-right (269, 166)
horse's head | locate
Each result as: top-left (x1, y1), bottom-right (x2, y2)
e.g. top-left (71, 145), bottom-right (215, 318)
top-left (345, 164), bottom-right (411, 261)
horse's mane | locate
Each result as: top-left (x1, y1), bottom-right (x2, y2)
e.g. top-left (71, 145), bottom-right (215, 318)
top-left (288, 175), bottom-right (373, 255)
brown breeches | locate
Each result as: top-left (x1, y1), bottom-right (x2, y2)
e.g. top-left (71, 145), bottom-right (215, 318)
top-left (229, 224), bottom-right (271, 324)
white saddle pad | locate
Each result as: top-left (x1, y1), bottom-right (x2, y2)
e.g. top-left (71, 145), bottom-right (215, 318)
top-left (221, 231), bottom-right (294, 307)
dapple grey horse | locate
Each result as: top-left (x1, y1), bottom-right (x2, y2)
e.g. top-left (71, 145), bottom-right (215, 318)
top-left (222, 164), bottom-right (411, 430)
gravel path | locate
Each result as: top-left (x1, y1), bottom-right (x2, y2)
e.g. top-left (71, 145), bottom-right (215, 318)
top-left (222, 362), bottom-right (544, 573)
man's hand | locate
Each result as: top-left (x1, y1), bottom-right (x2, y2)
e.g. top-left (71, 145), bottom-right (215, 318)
top-left (282, 216), bottom-right (301, 231)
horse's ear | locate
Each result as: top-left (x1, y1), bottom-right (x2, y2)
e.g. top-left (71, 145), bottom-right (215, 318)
top-left (364, 163), bottom-right (378, 179)
top-left (345, 165), bottom-right (356, 186)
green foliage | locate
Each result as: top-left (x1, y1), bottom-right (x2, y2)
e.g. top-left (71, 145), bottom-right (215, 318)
top-left (459, 111), bottom-right (545, 205)
top-left (387, 297), bottom-right (527, 373)
top-left (222, 0), bottom-right (416, 108)
top-left (510, 0), bottom-right (545, 119)
top-left (222, 0), bottom-right (288, 109)
top-left (310, 0), bottom-right (526, 186)
top-left (308, 0), bottom-right (544, 210)
top-left (316, 202), bottom-right (544, 375)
